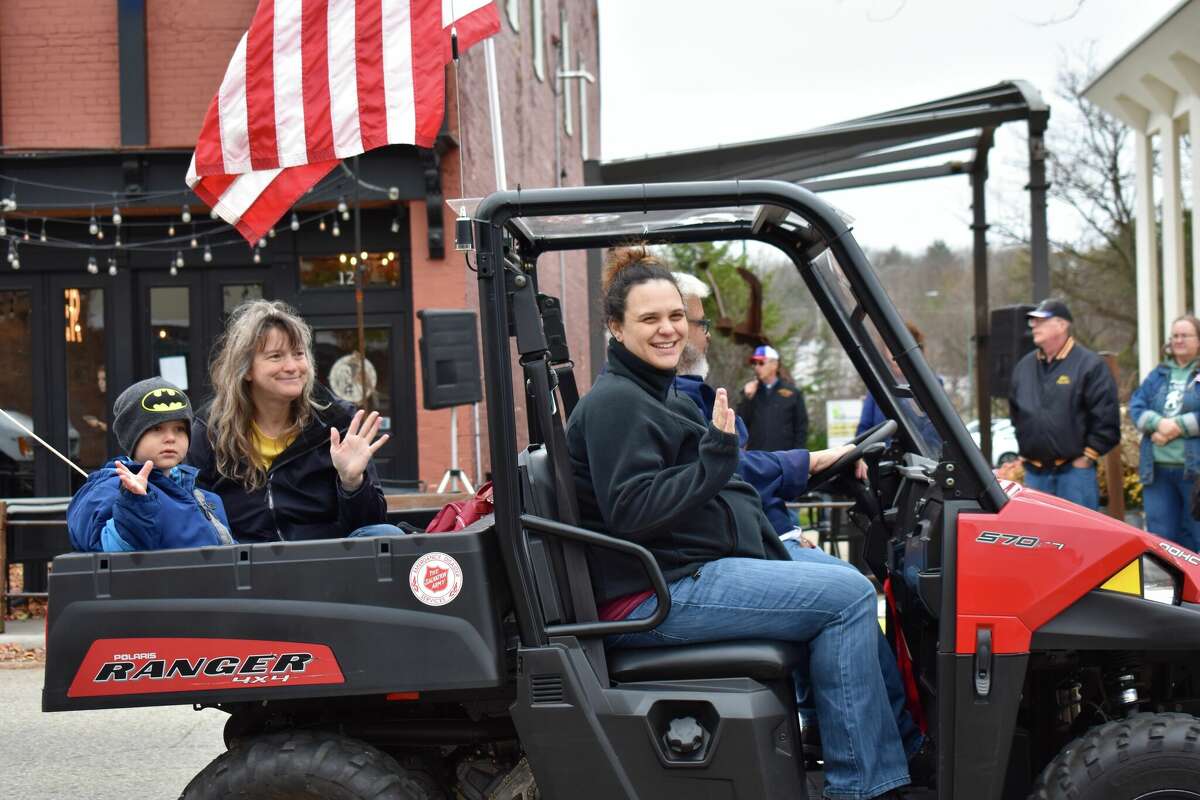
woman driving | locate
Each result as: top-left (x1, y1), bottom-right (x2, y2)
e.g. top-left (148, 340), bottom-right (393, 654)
top-left (566, 248), bottom-right (910, 799)
top-left (188, 300), bottom-right (394, 542)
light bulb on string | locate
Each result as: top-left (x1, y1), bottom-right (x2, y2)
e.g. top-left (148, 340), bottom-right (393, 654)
top-left (39, 219), bottom-right (46, 242)
top-left (111, 205), bottom-right (122, 226)
top-left (114, 229), bottom-right (122, 248)
top-left (181, 205), bottom-right (192, 224)
top-left (174, 251), bottom-right (185, 269)
top-left (360, 250), bottom-right (368, 260)
top-left (349, 256), bottom-right (358, 266)
top-left (169, 257), bottom-right (178, 277)
top-left (331, 220), bottom-right (341, 237)
top-left (290, 213), bottom-right (300, 231)
top-left (319, 218), bottom-right (327, 232)
top-left (267, 227), bottom-right (276, 239)
top-left (0, 216), bottom-right (7, 237)
top-left (387, 251), bottom-right (395, 260)
top-left (339, 253), bottom-right (348, 264)
top-left (203, 244), bottom-right (213, 263)
top-left (8, 240), bottom-right (17, 269)
top-left (257, 238), bottom-right (267, 249)
top-left (390, 216), bottom-right (400, 234)
top-left (210, 207), bottom-right (220, 219)
top-left (167, 223), bottom-right (176, 237)
top-left (337, 195), bottom-right (348, 215)
top-left (87, 255), bottom-right (98, 274)
top-left (190, 224), bottom-right (198, 248)
top-left (108, 258), bottom-right (118, 277)
top-left (96, 226), bottom-right (104, 241)
top-left (21, 228), bottom-right (29, 241)
top-left (253, 248), bottom-right (262, 264)
top-left (88, 206), bottom-right (97, 236)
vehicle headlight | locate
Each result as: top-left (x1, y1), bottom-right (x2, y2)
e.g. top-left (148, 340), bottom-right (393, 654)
top-left (1100, 555), bottom-right (1179, 605)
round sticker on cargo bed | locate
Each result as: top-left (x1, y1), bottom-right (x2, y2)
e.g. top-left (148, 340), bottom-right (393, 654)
top-left (409, 552), bottom-right (464, 606)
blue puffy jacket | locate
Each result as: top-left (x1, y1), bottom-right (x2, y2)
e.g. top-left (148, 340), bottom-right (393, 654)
top-left (68, 459), bottom-right (232, 552)
top-left (673, 375), bottom-right (809, 534)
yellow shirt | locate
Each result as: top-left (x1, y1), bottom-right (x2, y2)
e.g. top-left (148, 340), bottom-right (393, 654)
top-left (251, 421), bottom-right (297, 470)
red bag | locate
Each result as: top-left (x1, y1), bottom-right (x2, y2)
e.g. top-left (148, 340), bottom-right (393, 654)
top-left (425, 482), bottom-right (494, 533)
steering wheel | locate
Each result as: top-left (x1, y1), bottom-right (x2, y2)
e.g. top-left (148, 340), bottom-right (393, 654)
top-left (806, 419), bottom-right (898, 493)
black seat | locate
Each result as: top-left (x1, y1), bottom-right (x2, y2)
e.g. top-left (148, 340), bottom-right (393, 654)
top-left (608, 640), bottom-right (805, 683)
top-left (521, 445), bottom-right (806, 686)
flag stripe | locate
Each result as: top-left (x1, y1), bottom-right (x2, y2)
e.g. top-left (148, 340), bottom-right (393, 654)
top-left (194, 94), bottom-right (227, 176)
top-left (411, 0), bottom-right (445, 148)
top-left (381, 0), bottom-right (415, 144)
top-left (217, 34), bottom-right (252, 173)
top-left (301, 0), bottom-right (336, 163)
top-left (234, 161), bottom-right (339, 240)
top-left (245, 0), bottom-right (279, 170)
top-left (273, 0), bottom-right (308, 167)
top-left (327, 0), bottom-right (363, 158)
top-left (356, 0), bottom-right (388, 152)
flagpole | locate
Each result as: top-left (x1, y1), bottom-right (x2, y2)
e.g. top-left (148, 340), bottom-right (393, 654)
top-left (484, 38), bottom-right (506, 191)
top-left (353, 155), bottom-right (368, 412)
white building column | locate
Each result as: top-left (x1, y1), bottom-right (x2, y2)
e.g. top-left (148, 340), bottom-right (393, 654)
top-left (1161, 118), bottom-right (1186, 325)
top-left (1135, 129), bottom-right (1161, 379)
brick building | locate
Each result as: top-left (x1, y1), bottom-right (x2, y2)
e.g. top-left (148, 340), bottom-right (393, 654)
top-left (0, 0), bottom-right (600, 499)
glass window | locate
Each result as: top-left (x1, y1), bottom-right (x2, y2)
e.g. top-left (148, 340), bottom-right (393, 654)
top-left (151, 286), bottom-right (190, 389)
top-left (64, 288), bottom-right (107, 488)
top-left (0, 290), bottom-right (36, 497)
top-left (299, 254), bottom-right (401, 289)
top-left (313, 327), bottom-right (391, 423)
top-left (222, 283), bottom-right (263, 317)
top-left (530, 0), bottom-right (544, 81)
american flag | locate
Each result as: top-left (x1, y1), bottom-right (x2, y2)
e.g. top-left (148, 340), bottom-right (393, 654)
top-left (187, 0), bottom-right (499, 244)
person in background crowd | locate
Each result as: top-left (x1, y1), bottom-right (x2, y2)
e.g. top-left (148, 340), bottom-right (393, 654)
top-left (188, 299), bottom-right (400, 542)
top-left (855, 321), bottom-right (942, 453)
top-left (1130, 315), bottom-right (1200, 550)
top-left (68, 378), bottom-right (232, 552)
top-left (1008, 298), bottom-right (1120, 510)
top-left (739, 344), bottom-right (809, 451)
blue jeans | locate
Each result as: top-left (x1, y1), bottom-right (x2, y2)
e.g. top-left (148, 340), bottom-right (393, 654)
top-left (785, 543), bottom-right (924, 759)
top-left (608, 543), bottom-right (910, 799)
top-left (346, 523), bottom-right (409, 537)
top-left (1144, 465), bottom-right (1200, 552)
top-left (1024, 464), bottom-right (1099, 510)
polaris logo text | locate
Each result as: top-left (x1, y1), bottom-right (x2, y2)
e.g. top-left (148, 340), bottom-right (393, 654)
top-left (95, 652), bottom-right (313, 683)
top-left (1159, 541), bottom-right (1200, 566)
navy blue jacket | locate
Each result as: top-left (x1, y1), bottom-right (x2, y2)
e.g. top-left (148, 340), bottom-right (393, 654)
top-left (1130, 360), bottom-right (1200, 483)
top-left (675, 375), bottom-right (809, 534)
top-left (68, 460), bottom-right (231, 552)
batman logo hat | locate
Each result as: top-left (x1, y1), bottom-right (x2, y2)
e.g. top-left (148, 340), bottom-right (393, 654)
top-left (113, 377), bottom-right (193, 456)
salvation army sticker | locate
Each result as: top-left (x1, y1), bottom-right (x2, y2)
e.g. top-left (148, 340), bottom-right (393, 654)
top-left (409, 552), bottom-right (464, 606)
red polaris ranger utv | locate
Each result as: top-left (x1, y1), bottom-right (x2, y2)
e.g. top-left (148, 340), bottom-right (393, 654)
top-left (42, 181), bottom-right (1200, 799)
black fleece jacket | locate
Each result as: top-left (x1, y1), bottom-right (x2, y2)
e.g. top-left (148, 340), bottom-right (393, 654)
top-left (566, 340), bottom-right (789, 603)
top-left (1008, 339), bottom-right (1120, 465)
top-left (188, 385), bottom-right (387, 543)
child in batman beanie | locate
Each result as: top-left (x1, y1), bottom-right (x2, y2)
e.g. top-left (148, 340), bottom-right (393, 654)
top-left (67, 378), bottom-right (235, 552)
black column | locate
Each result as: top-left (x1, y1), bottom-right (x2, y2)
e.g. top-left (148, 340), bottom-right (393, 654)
top-left (117, 0), bottom-right (149, 147)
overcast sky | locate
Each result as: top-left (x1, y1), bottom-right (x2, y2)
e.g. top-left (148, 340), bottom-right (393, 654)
top-left (597, 0), bottom-right (1183, 253)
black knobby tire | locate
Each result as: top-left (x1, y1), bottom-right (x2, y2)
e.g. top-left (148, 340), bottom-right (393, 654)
top-left (1031, 712), bottom-right (1200, 800)
top-left (181, 730), bottom-right (436, 800)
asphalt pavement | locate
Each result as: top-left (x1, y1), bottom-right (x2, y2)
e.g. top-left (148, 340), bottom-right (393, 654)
top-left (0, 664), bottom-right (227, 800)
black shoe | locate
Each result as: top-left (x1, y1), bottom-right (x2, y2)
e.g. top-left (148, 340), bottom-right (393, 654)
top-left (907, 737), bottom-right (936, 788)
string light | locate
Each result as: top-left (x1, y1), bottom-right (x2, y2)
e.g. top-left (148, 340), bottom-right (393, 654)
top-left (349, 255), bottom-right (358, 266)
top-left (253, 248), bottom-right (262, 264)
top-left (107, 257), bottom-right (117, 277)
top-left (169, 256), bottom-right (178, 277)
top-left (167, 223), bottom-right (175, 237)
top-left (0, 216), bottom-right (7, 237)
top-left (190, 225), bottom-right (198, 248)
top-left (290, 213), bottom-right (300, 231)
top-left (114, 229), bottom-right (122, 248)
top-left (267, 227), bottom-right (276, 239)
top-left (181, 204), bottom-right (192, 224)
top-left (39, 219), bottom-right (47, 242)
top-left (387, 251), bottom-right (395, 260)
top-left (337, 195), bottom-right (348, 216)
top-left (87, 254), bottom-right (98, 274)
top-left (111, 205), bottom-right (122, 226)
top-left (203, 244), bottom-right (213, 263)
top-left (174, 251), bottom-right (185, 269)
top-left (390, 216), bottom-right (401, 234)
top-left (359, 250), bottom-right (368, 260)
top-left (210, 207), bottom-right (220, 219)
top-left (21, 227), bottom-right (29, 241)
top-left (331, 219), bottom-right (341, 237)
top-left (257, 237), bottom-right (267, 249)
top-left (96, 225), bottom-right (104, 241)
top-left (319, 218), bottom-right (327, 232)
top-left (8, 240), bottom-right (18, 270)
top-left (339, 253), bottom-right (347, 264)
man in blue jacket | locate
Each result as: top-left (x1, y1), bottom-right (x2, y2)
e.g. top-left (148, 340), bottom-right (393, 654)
top-left (68, 378), bottom-right (233, 552)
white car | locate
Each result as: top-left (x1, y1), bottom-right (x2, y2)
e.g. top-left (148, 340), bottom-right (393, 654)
top-left (965, 417), bottom-right (1020, 467)
top-left (0, 409), bottom-right (81, 463)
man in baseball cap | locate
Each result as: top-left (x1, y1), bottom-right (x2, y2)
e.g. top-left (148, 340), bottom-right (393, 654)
top-left (739, 343), bottom-right (809, 452)
top-left (1009, 297), bottom-right (1119, 509)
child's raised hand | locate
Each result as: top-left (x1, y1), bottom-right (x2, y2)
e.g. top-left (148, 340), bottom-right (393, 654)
top-left (115, 460), bottom-right (153, 495)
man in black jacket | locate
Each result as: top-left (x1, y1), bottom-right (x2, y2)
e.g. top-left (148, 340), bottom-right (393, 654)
top-left (738, 345), bottom-right (809, 450)
top-left (1009, 299), bottom-right (1120, 510)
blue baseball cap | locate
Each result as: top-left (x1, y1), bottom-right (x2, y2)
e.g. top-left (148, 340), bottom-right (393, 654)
top-left (749, 345), bottom-right (780, 363)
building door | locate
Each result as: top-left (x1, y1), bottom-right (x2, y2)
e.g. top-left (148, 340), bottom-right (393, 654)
top-left (0, 279), bottom-right (39, 498)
